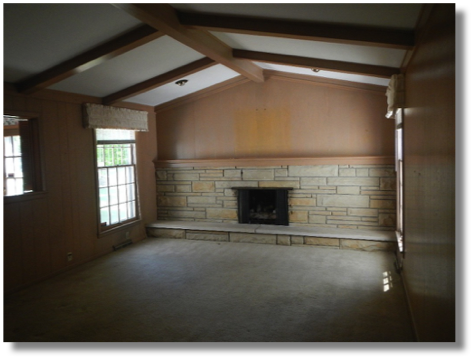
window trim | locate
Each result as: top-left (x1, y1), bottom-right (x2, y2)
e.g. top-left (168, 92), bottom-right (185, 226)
top-left (395, 109), bottom-right (404, 256)
top-left (4, 133), bottom-right (24, 196)
top-left (3, 111), bottom-right (45, 198)
top-left (93, 129), bottom-right (141, 236)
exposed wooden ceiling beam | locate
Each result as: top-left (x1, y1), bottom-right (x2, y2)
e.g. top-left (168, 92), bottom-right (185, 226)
top-left (103, 57), bottom-right (217, 105)
top-left (16, 25), bottom-right (164, 95)
top-left (178, 12), bottom-right (415, 50)
top-left (233, 49), bottom-right (399, 78)
top-left (113, 3), bottom-right (264, 83)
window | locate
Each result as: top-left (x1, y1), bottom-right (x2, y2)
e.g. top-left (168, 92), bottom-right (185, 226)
top-left (3, 134), bottom-right (23, 195)
top-left (395, 109), bottom-right (404, 253)
top-left (84, 102), bottom-right (148, 233)
top-left (3, 115), bottom-right (43, 197)
top-left (95, 128), bottom-right (139, 232)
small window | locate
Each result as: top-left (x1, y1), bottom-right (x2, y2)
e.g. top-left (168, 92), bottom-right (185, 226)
top-left (95, 128), bottom-right (139, 232)
top-left (3, 115), bottom-right (43, 196)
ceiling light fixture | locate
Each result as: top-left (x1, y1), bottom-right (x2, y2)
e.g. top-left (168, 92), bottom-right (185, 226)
top-left (175, 79), bottom-right (188, 86)
top-left (311, 68), bottom-right (320, 73)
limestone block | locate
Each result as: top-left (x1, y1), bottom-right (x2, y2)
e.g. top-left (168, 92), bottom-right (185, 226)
top-left (318, 195), bottom-right (369, 208)
top-left (203, 168), bottom-right (222, 173)
top-left (304, 237), bottom-right (339, 247)
top-left (291, 236), bottom-right (304, 245)
top-left (370, 200), bottom-right (396, 209)
top-left (289, 198), bottom-right (316, 206)
top-left (380, 178), bottom-right (397, 191)
top-left (369, 168), bottom-right (395, 177)
top-left (362, 217), bottom-right (378, 223)
top-left (188, 196), bottom-right (217, 204)
top-left (319, 186), bottom-right (337, 190)
top-left (288, 165), bottom-right (338, 177)
top-left (174, 173), bottom-right (200, 181)
top-left (308, 214), bottom-right (326, 224)
top-left (300, 177), bottom-right (327, 186)
top-left (230, 233), bottom-right (276, 244)
top-left (258, 181), bottom-right (300, 188)
top-left (356, 168), bottom-right (369, 177)
top-left (157, 196), bottom-right (187, 207)
top-left (207, 208), bottom-right (238, 219)
top-left (168, 210), bottom-right (206, 219)
top-left (223, 201), bottom-right (237, 208)
top-left (379, 213), bottom-right (396, 226)
top-left (339, 168), bottom-right (356, 177)
top-left (215, 181), bottom-right (258, 189)
top-left (156, 170), bottom-right (167, 180)
top-left (224, 189), bottom-right (237, 197)
top-left (337, 186), bottom-right (360, 194)
top-left (217, 196), bottom-right (236, 201)
top-left (292, 189), bottom-right (318, 195)
top-left (224, 169), bottom-right (242, 178)
top-left (176, 184), bottom-right (192, 193)
top-left (340, 239), bottom-right (396, 252)
top-left (156, 184), bottom-right (175, 192)
top-left (348, 208), bottom-right (378, 217)
top-left (242, 169), bottom-right (274, 180)
top-left (327, 177), bottom-right (379, 186)
top-left (192, 181), bottom-right (215, 192)
top-left (289, 211), bottom-right (308, 223)
top-left (275, 168), bottom-right (288, 177)
top-left (186, 231), bottom-right (229, 242)
top-left (200, 173), bottom-right (223, 179)
top-left (277, 235), bottom-right (291, 246)
top-left (326, 207), bottom-right (347, 215)
top-left (147, 228), bottom-right (185, 239)
top-left (327, 220), bottom-right (375, 226)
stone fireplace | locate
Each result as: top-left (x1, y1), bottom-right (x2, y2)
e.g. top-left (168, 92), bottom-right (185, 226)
top-left (155, 163), bottom-right (397, 231)
top-left (233, 187), bottom-right (291, 225)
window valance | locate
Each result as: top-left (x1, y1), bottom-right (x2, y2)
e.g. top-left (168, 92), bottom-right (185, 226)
top-left (82, 103), bottom-right (148, 132)
top-left (385, 74), bottom-right (405, 119)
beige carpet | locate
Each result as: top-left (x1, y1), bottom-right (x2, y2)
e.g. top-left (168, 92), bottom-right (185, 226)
top-left (4, 237), bottom-right (415, 342)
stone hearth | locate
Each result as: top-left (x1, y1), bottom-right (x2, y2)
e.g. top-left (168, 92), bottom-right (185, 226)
top-left (146, 220), bottom-right (397, 252)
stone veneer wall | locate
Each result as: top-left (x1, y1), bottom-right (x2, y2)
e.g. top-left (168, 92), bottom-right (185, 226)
top-left (155, 164), bottom-right (396, 231)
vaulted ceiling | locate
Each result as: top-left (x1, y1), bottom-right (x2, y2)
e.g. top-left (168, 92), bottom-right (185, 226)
top-left (3, 3), bottom-right (424, 110)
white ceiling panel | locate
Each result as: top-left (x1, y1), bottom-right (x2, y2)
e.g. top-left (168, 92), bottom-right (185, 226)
top-left (256, 62), bottom-right (390, 87)
top-left (125, 64), bottom-right (241, 106)
top-left (171, 3), bottom-right (422, 29)
top-left (3, 3), bottom-right (143, 83)
top-left (48, 36), bottom-right (205, 98)
top-left (212, 32), bottom-right (406, 68)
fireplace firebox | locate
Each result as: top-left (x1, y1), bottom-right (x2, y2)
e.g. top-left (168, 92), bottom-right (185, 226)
top-left (233, 187), bottom-right (292, 225)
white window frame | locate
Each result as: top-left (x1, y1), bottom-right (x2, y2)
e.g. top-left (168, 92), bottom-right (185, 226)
top-left (3, 134), bottom-right (24, 196)
top-left (95, 128), bottom-right (140, 234)
top-left (395, 109), bottom-right (404, 254)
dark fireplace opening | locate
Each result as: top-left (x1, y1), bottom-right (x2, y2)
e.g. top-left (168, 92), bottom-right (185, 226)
top-left (249, 189), bottom-right (277, 224)
top-left (233, 187), bottom-right (292, 226)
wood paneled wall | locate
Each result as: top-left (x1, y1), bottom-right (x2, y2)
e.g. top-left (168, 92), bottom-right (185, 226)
top-left (402, 4), bottom-right (455, 341)
top-left (3, 89), bottom-right (157, 294)
top-left (156, 78), bottom-right (394, 161)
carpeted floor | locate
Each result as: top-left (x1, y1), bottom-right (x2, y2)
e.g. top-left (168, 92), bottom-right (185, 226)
top-left (4, 238), bottom-right (415, 342)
